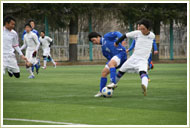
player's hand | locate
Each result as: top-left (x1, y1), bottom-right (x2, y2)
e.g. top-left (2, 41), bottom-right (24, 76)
top-left (114, 43), bottom-right (118, 47)
top-left (154, 51), bottom-right (158, 55)
top-left (126, 50), bottom-right (129, 53)
top-left (21, 55), bottom-right (27, 61)
top-left (32, 51), bottom-right (37, 57)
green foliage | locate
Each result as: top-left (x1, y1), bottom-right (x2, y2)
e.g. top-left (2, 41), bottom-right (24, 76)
top-left (3, 3), bottom-right (187, 29)
top-left (115, 3), bottom-right (187, 27)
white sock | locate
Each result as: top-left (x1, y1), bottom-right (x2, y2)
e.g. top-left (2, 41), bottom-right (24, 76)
top-left (116, 76), bottom-right (120, 84)
top-left (44, 60), bottom-right (47, 67)
top-left (51, 59), bottom-right (56, 65)
top-left (142, 76), bottom-right (148, 88)
top-left (27, 67), bottom-right (34, 76)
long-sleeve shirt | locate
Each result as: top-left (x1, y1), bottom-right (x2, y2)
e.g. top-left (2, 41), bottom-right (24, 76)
top-left (21, 31), bottom-right (40, 51)
top-left (125, 30), bottom-right (155, 60)
top-left (22, 29), bottom-right (39, 40)
top-left (128, 39), bottom-right (158, 52)
top-left (100, 31), bottom-right (126, 61)
top-left (3, 27), bottom-right (23, 56)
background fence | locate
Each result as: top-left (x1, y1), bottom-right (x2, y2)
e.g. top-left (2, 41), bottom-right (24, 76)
top-left (16, 22), bottom-right (187, 62)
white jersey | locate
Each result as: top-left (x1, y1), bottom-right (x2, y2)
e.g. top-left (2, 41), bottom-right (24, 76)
top-left (39, 36), bottom-right (53, 50)
top-left (126, 30), bottom-right (155, 60)
top-left (22, 31), bottom-right (40, 51)
top-left (3, 27), bottom-right (19, 55)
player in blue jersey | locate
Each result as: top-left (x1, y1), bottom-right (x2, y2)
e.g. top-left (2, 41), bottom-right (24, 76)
top-left (22, 20), bottom-right (40, 74)
top-left (88, 31), bottom-right (127, 97)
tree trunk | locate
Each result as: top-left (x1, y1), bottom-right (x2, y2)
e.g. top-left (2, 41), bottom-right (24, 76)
top-left (69, 16), bottom-right (78, 62)
top-left (152, 19), bottom-right (160, 61)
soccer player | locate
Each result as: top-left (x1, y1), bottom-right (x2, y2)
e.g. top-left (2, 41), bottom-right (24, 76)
top-left (127, 39), bottom-right (158, 81)
top-left (22, 19), bottom-right (40, 73)
top-left (21, 23), bottom-right (40, 79)
top-left (3, 16), bottom-right (28, 78)
top-left (88, 31), bottom-right (127, 97)
top-left (39, 31), bottom-right (56, 69)
top-left (127, 23), bottom-right (158, 70)
top-left (107, 19), bottom-right (155, 96)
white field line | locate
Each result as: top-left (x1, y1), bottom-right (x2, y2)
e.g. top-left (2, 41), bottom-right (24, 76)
top-left (3, 118), bottom-right (88, 125)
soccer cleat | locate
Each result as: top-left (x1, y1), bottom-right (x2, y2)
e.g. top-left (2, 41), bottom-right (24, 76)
top-left (94, 91), bottom-right (103, 97)
top-left (107, 83), bottom-right (117, 89)
top-left (53, 62), bottom-right (57, 68)
top-left (42, 66), bottom-right (46, 69)
top-left (150, 61), bottom-right (154, 69)
top-left (28, 75), bottom-right (35, 79)
top-left (36, 60), bottom-right (41, 74)
top-left (8, 71), bottom-right (13, 77)
top-left (141, 84), bottom-right (147, 96)
top-left (36, 66), bottom-right (39, 74)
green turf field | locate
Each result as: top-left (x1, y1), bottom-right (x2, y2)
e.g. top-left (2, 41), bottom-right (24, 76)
top-left (3, 64), bottom-right (187, 125)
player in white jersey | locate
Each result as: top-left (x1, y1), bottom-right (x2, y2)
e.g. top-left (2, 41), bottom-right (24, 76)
top-left (3, 16), bottom-right (27, 78)
top-left (39, 31), bottom-right (56, 69)
top-left (22, 19), bottom-right (40, 73)
top-left (21, 23), bottom-right (40, 79)
top-left (107, 19), bottom-right (155, 96)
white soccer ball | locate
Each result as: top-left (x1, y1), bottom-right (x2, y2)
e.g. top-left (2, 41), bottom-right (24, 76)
top-left (102, 87), bottom-right (113, 97)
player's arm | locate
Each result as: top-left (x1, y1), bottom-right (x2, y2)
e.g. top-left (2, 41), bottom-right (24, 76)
top-left (48, 37), bottom-right (53, 47)
top-left (114, 31), bottom-right (126, 46)
top-left (115, 34), bottom-right (127, 46)
top-left (33, 34), bottom-right (40, 51)
top-left (36, 31), bottom-right (40, 39)
top-left (127, 40), bottom-right (136, 53)
top-left (153, 39), bottom-right (158, 54)
top-left (13, 33), bottom-right (27, 61)
top-left (21, 30), bottom-right (26, 41)
top-left (20, 36), bottom-right (27, 50)
top-left (115, 30), bottom-right (139, 46)
top-left (14, 46), bottom-right (27, 61)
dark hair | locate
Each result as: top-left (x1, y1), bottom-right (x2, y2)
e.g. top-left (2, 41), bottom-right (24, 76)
top-left (3, 16), bottom-right (16, 25)
top-left (139, 18), bottom-right (151, 30)
top-left (88, 32), bottom-right (102, 41)
top-left (136, 20), bottom-right (141, 25)
top-left (41, 31), bottom-right (45, 34)
top-left (28, 19), bottom-right (35, 24)
top-left (24, 23), bottom-right (32, 28)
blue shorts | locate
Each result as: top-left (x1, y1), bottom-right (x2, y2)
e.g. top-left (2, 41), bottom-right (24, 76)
top-left (106, 52), bottom-right (127, 69)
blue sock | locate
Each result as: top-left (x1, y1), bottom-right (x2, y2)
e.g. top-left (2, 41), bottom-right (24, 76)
top-left (100, 77), bottom-right (107, 92)
top-left (35, 64), bottom-right (38, 69)
top-left (110, 67), bottom-right (116, 84)
top-left (31, 65), bottom-right (34, 72)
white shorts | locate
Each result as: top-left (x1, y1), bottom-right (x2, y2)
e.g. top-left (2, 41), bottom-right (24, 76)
top-left (26, 49), bottom-right (38, 65)
top-left (105, 56), bottom-right (121, 70)
top-left (43, 48), bottom-right (50, 56)
top-left (120, 55), bottom-right (148, 73)
top-left (3, 54), bottom-right (20, 74)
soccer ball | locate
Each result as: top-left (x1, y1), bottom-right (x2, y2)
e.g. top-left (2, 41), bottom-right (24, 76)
top-left (102, 87), bottom-right (113, 97)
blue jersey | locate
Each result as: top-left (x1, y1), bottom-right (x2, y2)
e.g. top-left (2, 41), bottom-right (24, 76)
top-left (128, 39), bottom-right (158, 52)
top-left (100, 31), bottom-right (127, 61)
top-left (22, 29), bottom-right (39, 40)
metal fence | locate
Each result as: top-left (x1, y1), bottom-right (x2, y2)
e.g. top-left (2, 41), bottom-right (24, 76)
top-left (16, 23), bottom-right (187, 62)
